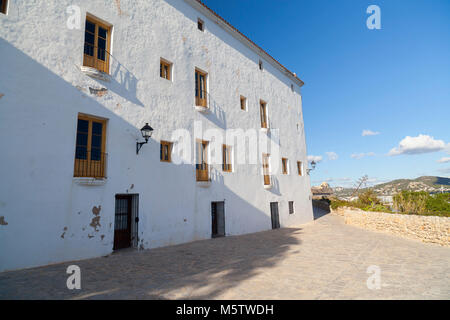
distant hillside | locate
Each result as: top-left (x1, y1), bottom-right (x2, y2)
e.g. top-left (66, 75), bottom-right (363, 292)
top-left (334, 176), bottom-right (450, 197)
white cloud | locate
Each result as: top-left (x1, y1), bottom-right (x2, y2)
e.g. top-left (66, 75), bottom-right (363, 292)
top-left (437, 157), bottom-right (450, 163)
top-left (388, 134), bottom-right (448, 156)
top-left (351, 152), bottom-right (375, 159)
top-left (325, 152), bottom-right (338, 161)
top-left (362, 130), bottom-right (380, 136)
top-left (307, 155), bottom-right (323, 163)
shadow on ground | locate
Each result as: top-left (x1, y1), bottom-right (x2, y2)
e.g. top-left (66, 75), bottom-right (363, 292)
top-left (0, 228), bottom-right (303, 299)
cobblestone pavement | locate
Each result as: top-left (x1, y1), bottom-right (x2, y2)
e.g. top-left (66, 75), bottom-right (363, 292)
top-left (1, 210), bottom-right (449, 300)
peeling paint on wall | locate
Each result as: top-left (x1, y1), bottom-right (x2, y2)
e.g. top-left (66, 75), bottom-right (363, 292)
top-left (60, 226), bottom-right (68, 239)
top-left (90, 205), bottom-right (101, 231)
top-left (0, 216), bottom-right (8, 226)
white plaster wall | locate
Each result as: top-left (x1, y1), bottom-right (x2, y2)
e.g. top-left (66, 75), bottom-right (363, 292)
top-left (0, 0), bottom-right (313, 272)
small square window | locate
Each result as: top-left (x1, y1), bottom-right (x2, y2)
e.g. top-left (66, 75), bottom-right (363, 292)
top-left (289, 201), bottom-right (294, 214)
top-left (0, 0), bottom-right (7, 14)
top-left (197, 18), bottom-right (204, 31)
top-left (240, 96), bottom-right (247, 111)
top-left (160, 141), bottom-right (173, 162)
top-left (160, 59), bottom-right (172, 81)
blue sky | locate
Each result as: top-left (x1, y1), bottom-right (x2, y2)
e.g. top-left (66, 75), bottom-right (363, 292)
top-left (203, 0), bottom-right (450, 187)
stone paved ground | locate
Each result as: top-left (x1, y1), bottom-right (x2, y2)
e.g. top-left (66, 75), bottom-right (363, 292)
top-left (0, 209), bottom-right (449, 300)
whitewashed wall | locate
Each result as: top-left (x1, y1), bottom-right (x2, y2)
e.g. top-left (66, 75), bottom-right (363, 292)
top-left (0, 0), bottom-right (313, 272)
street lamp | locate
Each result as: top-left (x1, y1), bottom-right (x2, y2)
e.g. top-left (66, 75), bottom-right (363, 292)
top-left (307, 160), bottom-right (316, 174)
top-left (136, 123), bottom-right (154, 155)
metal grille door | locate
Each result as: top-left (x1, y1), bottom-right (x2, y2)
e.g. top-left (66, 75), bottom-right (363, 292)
top-left (114, 195), bottom-right (132, 250)
top-left (212, 202), bottom-right (225, 238)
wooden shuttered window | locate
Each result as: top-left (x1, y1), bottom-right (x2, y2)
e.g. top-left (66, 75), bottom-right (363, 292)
top-left (83, 15), bottom-right (111, 74)
top-left (262, 153), bottom-right (271, 186)
top-left (196, 140), bottom-right (209, 181)
top-left (297, 161), bottom-right (303, 176)
top-left (240, 96), bottom-right (247, 111)
top-left (195, 69), bottom-right (207, 107)
top-left (0, 0), bottom-right (7, 14)
top-left (160, 59), bottom-right (171, 80)
top-left (160, 141), bottom-right (173, 162)
top-left (74, 115), bottom-right (107, 178)
top-left (282, 158), bottom-right (288, 174)
top-left (222, 145), bottom-right (232, 172)
top-left (260, 100), bottom-right (268, 128)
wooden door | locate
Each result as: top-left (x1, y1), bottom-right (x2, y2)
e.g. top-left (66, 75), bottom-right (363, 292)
top-left (270, 202), bottom-right (280, 229)
top-left (114, 195), bottom-right (132, 250)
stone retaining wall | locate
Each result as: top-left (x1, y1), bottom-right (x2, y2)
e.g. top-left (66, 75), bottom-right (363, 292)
top-left (331, 208), bottom-right (450, 246)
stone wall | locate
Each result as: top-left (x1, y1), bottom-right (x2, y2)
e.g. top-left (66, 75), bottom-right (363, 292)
top-left (332, 208), bottom-right (450, 246)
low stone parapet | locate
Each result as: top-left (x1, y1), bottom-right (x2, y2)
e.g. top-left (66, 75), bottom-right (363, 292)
top-left (331, 208), bottom-right (450, 246)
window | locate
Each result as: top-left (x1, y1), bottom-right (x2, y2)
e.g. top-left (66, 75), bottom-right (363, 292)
top-left (160, 141), bottom-right (173, 162)
top-left (83, 15), bottom-right (111, 74)
top-left (291, 84), bottom-right (294, 92)
top-left (74, 114), bottom-right (107, 178)
top-left (289, 201), bottom-right (294, 214)
top-left (0, 0), bottom-right (7, 14)
top-left (297, 161), bottom-right (303, 176)
top-left (260, 100), bottom-right (268, 128)
top-left (262, 153), bottom-right (271, 186)
top-left (197, 18), bottom-right (204, 31)
top-left (240, 96), bottom-right (247, 111)
top-left (282, 158), bottom-right (289, 174)
top-left (196, 140), bottom-right (209, 181)
top-left (259, 60), bottom-right (263, 71)
top-left (195, 69), bottom-right (207, 107)
top-left (222, 145), bottom-right (232, 172)
top-left (160, 59), bottom-right (172, 80)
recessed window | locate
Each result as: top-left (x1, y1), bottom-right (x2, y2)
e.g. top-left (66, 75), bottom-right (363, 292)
top-left (297, 161), bottom-right (303, 176)
top-left (197, 18), bottom-right (204, 31)
top-left (260, 100), bottom-right (268, 128)
top-left (160, 59), bottom-right (172, 81)
top-left (74, 114), bottom-right (107, 178)
top-left (195, 69), bottom-right (207, 107)
top-left (291, 84), bottom-right (294, 92)
top-left (160, 141), bottom-right (173, 162)
top-left (222, 145), bottom-right (232, 172)
top-left (262, 153), bottom-right (271, 186)
top-left (196, 140), bottom-right (209, 181)
top-left (259, 60), bottom-right (263, 71)
top-left (83, 15), bottom-right (112, 74)
top-left (282, 158), bottom-right (289, 175)
top-left (240, 96), bottom-right (247, 111)
top-left (1, 0), bottom-right (7, 14)
top-left (289, 201), bottom-right (294, 214)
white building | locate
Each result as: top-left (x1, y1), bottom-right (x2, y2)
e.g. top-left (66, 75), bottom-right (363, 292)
top-left (0, 0), bottom-right (313, 272)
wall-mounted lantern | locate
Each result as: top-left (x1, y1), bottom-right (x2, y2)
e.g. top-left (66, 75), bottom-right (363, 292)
top-left (307, 160), bottom-right (316, 175)
top-left (136, 123), bottom-right (154, 155)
